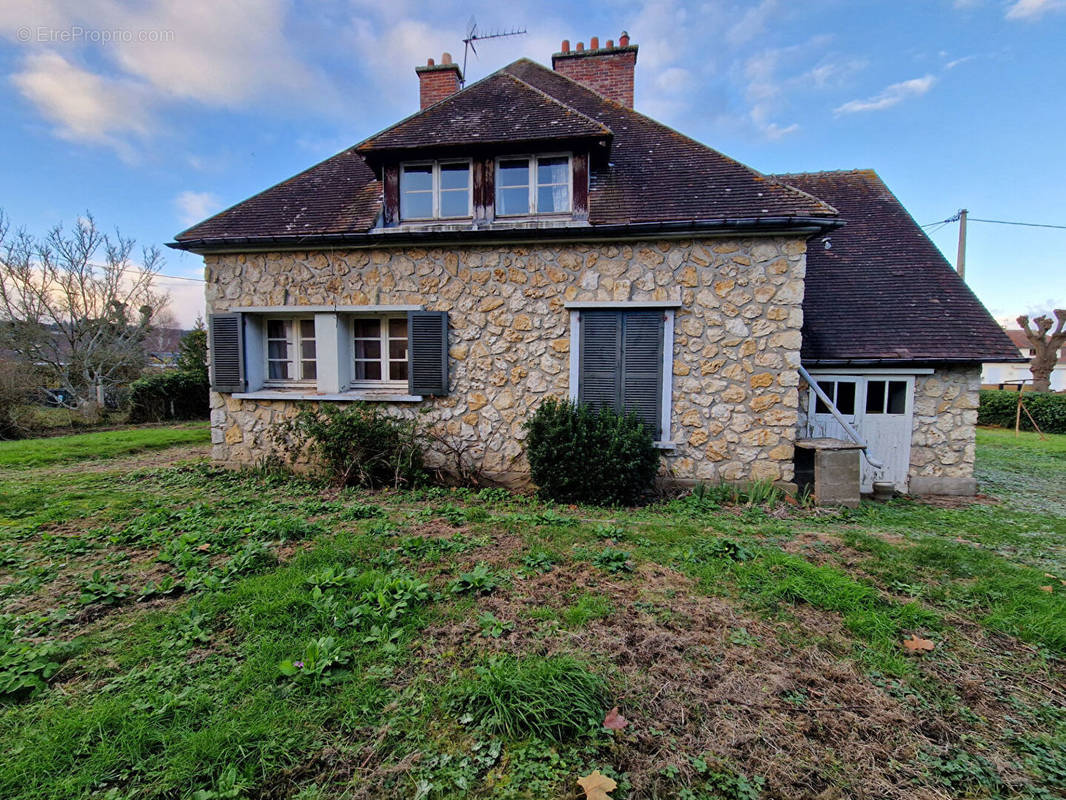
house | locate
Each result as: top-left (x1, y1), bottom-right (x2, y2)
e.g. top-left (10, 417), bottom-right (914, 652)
top-left (983, 329), bottom-right (1066, 391)
top-left (169, 34), bottom-right (1021, 496)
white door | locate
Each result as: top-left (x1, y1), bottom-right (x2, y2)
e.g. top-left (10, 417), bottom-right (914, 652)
top-left (806, 374), bottom-right (915, 493)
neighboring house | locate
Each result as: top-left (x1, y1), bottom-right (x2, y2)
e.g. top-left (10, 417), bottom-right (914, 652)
top-left (169, 35), bottom-right (1021, 495)
top-left (983, 329), bottom-right (1066, 391)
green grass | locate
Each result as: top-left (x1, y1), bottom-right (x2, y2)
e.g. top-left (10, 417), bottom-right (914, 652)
top-left (0, 423), bottom-right (209, 468)
top-left (0, 424), bottom-right (1063, 798)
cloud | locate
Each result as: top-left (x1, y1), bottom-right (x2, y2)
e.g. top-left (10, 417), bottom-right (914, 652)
top-left (834, 74), bottom-right (936, 114)
top-left (10, 50), bottom-right (155, 155)
top-left (175, 191), bottom-right (221, 226)
top-left (1005, 0), bottom-right (1066, 19)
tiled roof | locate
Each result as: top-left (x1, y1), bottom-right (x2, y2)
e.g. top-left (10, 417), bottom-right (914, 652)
top-left (174, 59), bottom-right (834, 245)
top-left (357, 72), bottom-right (612, 151)
top-left (775, 169), bottom-right (1023, 364)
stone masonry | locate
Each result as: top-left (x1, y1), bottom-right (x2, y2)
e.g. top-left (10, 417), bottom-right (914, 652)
top-left (908, 366), bottom-right (981, 495)
top-left (207, 236), bottom-right (808, 485)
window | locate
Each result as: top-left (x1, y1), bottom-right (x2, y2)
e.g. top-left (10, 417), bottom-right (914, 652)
top-left (576, 309), bottom-right (665, 438)
top-left (814, 380), bottom-right (856, 415)
top-left (265, 319), bottom-right (316, 382)
top-left (496, 155), bottom-right (571, 216)
top-left (400, 161), bottom-right (471, 220)
top-left (352, 317), bottom-right (409, 385)
top-left (865, 380), bottom-right (908, 415)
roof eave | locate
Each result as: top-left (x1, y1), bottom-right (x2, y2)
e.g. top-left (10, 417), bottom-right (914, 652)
top-left (168, 215), bottom-right (843, 254)
top-left (802, 356), bottom-right (1030, 366)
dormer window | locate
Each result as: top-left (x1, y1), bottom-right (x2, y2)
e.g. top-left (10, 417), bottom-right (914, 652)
top-left (496, 155), bottom-right (572, 216)
top-left (400, 160), bottom-right (472, 220)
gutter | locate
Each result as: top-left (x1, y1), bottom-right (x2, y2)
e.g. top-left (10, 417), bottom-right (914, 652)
top-left (804, 356), bottom-right (1031, 366)
top-left (798, 363), bottom-right (885, 470)
top-left (167, 215), bottom-right (844, 254)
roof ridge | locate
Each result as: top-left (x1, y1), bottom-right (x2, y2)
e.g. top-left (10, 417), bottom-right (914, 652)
top-left (496, 70), bottom-right (613, 136)
top-left (773, 168), bottom-right (879, 179)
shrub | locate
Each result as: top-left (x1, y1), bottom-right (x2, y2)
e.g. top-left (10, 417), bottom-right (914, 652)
top-left (451, 654), bottom-right (608, 741)
top-left (0, 359), bottom-right (41, 440)
top-left (978, 389), bottom-right (1066, 434)
top-left (523, 397), bottom-right (660, 506)
top-left (272, 403), bottom-right (425, 488)
top-left (127, 371), bottom-right (209, 423)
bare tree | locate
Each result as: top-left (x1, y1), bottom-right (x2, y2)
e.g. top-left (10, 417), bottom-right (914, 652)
top-left (1017, 310), bottom-right (1066, 393)
top-left (0, 209), bottom-right (169, 409)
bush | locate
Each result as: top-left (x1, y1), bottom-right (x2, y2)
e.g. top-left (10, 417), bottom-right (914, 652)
top-left (523, 397), bottom-right (660, 506)
top-left (272, 403), bottom-right (425, 488)
top-left (0, 360), bottom-right (41, 439)
top-left (978, 389), bottom-right (1066, 434)
top-left (127, 371), bottom-right (209, 423)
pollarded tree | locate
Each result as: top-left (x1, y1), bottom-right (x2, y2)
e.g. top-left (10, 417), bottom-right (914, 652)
top-left (1017, 310), bottom-right (1066, 393)
top-left (0, 210), bottom-right (169, 409)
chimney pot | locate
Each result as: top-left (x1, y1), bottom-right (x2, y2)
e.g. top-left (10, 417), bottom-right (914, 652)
top-left (619, 31), bottom-right (630, 46)
top-left (561, 39), bottom-right (570, 53)
top-left (590, 36), bottom-right (599, 49)
top-left (576, 41), bottom-right (585, 52)
top-left (441, 52), bottom-right (452, 65)
top-left (606, 39), bottom-right (614, 48)
top-left (427, 57), bottom-right (435, 66)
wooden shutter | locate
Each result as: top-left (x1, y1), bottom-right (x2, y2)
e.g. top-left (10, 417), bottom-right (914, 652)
top-left (621, 311), bottom-right (664, 438)
top-left (578, 311), bottom-right (621, 413)
top-left (208, 313), bottom-right (245, 393)
top-left (408, 311), bottom-right (448, 395)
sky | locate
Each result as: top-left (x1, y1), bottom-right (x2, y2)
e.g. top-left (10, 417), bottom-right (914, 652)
top-left (1, 0), bottom-right (1063, 329)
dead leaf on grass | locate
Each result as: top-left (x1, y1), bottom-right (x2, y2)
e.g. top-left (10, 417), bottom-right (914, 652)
top-left (197, 543), bottom-right (211, 552)
top-left (901, 635), bottom-right (935, 653)
top-left (1039, 586), bottom-right (1053, 593)
top-left (603, 706), bottom-right (629, 731)
top-left (578, 770), bottom-right (617, 800)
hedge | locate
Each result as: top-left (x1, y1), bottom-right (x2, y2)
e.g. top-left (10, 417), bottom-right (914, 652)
top-left (978, 389), bottom-right (1066, 435)
top-left (127, 371), bottom-right (210, 423)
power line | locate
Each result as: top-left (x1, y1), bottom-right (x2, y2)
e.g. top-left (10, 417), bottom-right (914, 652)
top-left (922, 213), bottom-right (1066, 231)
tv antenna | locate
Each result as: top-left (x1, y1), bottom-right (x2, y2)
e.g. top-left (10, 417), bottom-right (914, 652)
top-left (461, 16), bottom-right (527, 86)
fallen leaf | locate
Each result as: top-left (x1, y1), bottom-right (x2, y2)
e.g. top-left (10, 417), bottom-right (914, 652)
top-left (197, 543), bottom-right (211, 552)
top-left (1044, 573), bottom-right (1057, 579)
top-left (578, 770), bottom-right (617, 800)
top-left (901, 635), bottom-right (935, 653)
top-left (603, 706), bottom-right (628, 731)
top-left (1040, 585), bottom-right (1053, 593)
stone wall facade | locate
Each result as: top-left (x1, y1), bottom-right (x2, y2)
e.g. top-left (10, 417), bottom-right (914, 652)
top-left (908, 366), bottom-right (981, 495)
top-left (206, 235), bottom-right (808, 484)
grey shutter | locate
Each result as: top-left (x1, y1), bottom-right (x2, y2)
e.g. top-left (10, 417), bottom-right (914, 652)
top-left (578, 311), bottom-right (622, 413)
top-left (621, 311), bottom-right (664, 438)
top-left (408, 311), bottom-right (448, 395)
top-left (208, 313), bottom-right (245, 393)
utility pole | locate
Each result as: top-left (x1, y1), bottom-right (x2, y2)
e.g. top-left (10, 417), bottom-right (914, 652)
top-left (956, 208), bottom-right (968, 279)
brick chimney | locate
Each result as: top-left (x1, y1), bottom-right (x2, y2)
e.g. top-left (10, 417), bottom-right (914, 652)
top-left (416, 53), bottom-right (462, 109)
top-left (551, 32), bottom-right (638, 107)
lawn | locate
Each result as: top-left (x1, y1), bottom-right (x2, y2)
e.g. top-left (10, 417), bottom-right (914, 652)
top-left (0, 425), bottom-right (1063, 799)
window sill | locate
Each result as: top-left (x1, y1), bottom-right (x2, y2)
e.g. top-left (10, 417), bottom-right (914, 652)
top-left (653, 441), bottom-right (677, 450)
top-left (233, 390), bottom-right (424, 403)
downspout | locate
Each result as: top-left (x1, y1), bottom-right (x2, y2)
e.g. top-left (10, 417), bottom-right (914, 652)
top-left (797, 364), bottom-right (885, 469)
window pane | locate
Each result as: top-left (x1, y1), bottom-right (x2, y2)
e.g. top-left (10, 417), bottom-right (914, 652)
top-left (866, 380), bottom-right (886, 414)
top-left (301, 361), bottom-right (317, 380)
top-left (401, 190), bottom-right (433, 220)
top-left (439, 189), bottom-right (469, 218)
top-left (353, 319), bottom-right (380, 339)
top-left (537, 157), bottom-right (568, 186)
top-left (497, 186), bottom-right (529, 216)
top-left (814, 381), bottom-right (833, 414)
top-left (836, 381), bottom-right (856, 415)
top-left (887, 381), bottom-right (907, 414)
top-left (354, 360), bottom-right (381, 380)
top-left (300, 339), bottom-right (316, 360)
top-left (498, 160), bottom-right (529, 188)
top-left (439, 163), bottom-right (469, 190)
top-left (389, 339), bottom-right (408, 360)
top-left (389, 361), bottom-right (408, 381)
top-left (401, 165), bottom-right (432, 191)
top-left (538, 184), bottom-right (569, 213)
top-left (354, 339), bottom-right (381, 360)
top-left (268, 361), bottom-right (290, 380)
top-left (267, 319), bottom-right (287, 339)
top-left (267, 340), bottom-right (288, 360)
top-left (388, 318), bottom-right (408, 338)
